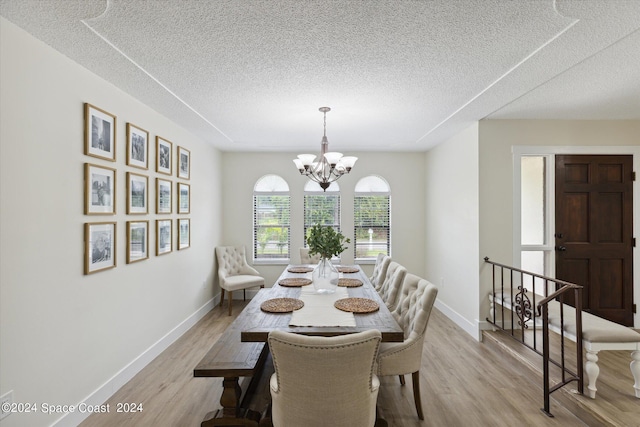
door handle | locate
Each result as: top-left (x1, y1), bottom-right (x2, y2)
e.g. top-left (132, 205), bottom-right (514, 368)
top-left (556, 246), bottom-right (567, 252)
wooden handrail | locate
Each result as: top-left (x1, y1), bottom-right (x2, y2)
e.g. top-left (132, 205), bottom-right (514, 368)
top-left (484, 257), bottom-right (579, 288)
top-left (537, 284), bottom-right (581, 307)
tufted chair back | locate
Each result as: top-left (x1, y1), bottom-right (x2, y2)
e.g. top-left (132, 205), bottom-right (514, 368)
top-left (377, 261), bottom-right (407, 312)
top-left (370, 253), bottom-right (391, 290)
top-left (391, 273), bottom-right (421, 328)
top-left (268, 329), bottom-right (381, 427)
top-left (399, 277), bottom-right (437, 343)
top-left (216, 246), bottom-right (256, 278)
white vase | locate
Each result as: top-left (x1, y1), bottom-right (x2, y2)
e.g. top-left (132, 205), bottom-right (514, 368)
top-left (312, 257), bottom-right (339, 294)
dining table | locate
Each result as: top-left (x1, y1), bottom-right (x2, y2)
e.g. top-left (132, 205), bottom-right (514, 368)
top-left (238, 264), bottom-right (404, 343)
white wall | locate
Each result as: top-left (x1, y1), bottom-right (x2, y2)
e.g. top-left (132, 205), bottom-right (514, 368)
top-left (220, 151), bottom-right (427, 288)
top-left (424, 123), bottom-right (481, 340)
top-left (0, 18), bottom-right (222, 427)
top-left (478, 119), bottom-right (640, 328)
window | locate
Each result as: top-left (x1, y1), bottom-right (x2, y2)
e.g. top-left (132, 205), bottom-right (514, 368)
top-left (354, 175), bottom-right (390, 261)
top-left (303, 180), bottom-right (340, 246)
top-left (515, 153), bottom-right (554, 292)
top-left (253, 175), bottom-right (290, 261)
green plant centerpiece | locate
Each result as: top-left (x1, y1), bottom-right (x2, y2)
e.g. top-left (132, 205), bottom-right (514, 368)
top-left (306, 224), bottom-right (350, 259)
top-left (305, 224), bottom-right (350, 293)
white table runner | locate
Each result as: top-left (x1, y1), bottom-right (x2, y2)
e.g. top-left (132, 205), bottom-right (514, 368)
top-left (289, 286), bottom-right (356, 327)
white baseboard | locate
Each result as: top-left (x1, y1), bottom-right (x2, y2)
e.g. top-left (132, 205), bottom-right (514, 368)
top-left (53, 298), bottom-right (215, 427)
top-left (434, 299), bottom-right (482, 342)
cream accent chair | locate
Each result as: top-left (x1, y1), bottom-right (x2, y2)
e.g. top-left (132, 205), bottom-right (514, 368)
top-left (268, 330), bottom-right (382, 427)
top-left (299, 247), bottom-right (321, 265)
top-left (377, 273), bottom-right (438, 420)
top-left (376, 261), bottom-right (407, 312)
top-left (215, 246), bottom-right (264, 316)
top-left (369, 253), bottom-right (391, 290)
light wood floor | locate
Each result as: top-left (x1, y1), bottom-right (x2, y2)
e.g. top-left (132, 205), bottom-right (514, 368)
top-left (80, 302), bottom-right (639, 426)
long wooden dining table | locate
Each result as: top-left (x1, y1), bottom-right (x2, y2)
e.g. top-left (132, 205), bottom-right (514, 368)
top-left (194, 264), bottom-right (403, 426)
top-left (238, 264), bottom-right (404, 343)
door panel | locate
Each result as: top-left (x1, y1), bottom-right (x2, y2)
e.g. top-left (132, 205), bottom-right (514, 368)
top-left (563, 193), bottom-right (589, 242)
top-left (555, 155), bottom-right (634, 326)
top-left (597, 258), bottom-right (624, 309)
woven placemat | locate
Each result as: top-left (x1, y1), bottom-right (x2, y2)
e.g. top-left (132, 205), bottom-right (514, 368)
top-left (338, 278), bottom-right (363, 288)
top-left (337, 266), bottom-right (359, 273)
top-left (261, 298), bottom-right (304, 313)
top-left (287, 266), bottom-right (314, 273)
top-left (279, 278), bottom-right (312, 287)
top-left (334, 298), bottom-right (379, 314)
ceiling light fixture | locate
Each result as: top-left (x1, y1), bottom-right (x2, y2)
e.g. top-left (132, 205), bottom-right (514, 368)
top-left (293, 107), bottom-right (357, 191)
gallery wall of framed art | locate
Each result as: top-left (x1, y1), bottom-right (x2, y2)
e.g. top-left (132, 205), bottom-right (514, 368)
top-left (82, 102), bottom-right (193, 274)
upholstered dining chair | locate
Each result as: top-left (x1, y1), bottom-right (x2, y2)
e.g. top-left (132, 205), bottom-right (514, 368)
top-left (376, 261), bottom-right (407, 312)
top-left (376, 274), bottom-right (438, 420)
top-left (369, 253), bottom-right (391, 290)
top-left (268, 330), bottom-right (382, 427)
top-left (299, 247), bottom-right (321, 265)
top-left (215, 246), bottom-right (264, 315)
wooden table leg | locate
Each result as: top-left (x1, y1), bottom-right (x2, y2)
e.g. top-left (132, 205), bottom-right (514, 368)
top-left (200, 375), bottom-right (262, 426)
top-left (221, 376), bottom-right (242, 417)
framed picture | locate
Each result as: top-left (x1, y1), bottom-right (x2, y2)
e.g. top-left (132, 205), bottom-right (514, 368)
top-left (178, 218), bottom-right (190, 250)
top-left (127, 172), bottom-right (148, 214)
top-left (84, 222), bottom-right (116, 274)
top-left (127, 221), bottom-right (149, 263)
top-left (84, 103), bottom-right (116, 161)
top-left (126, 123), bottom-right (149, 169)
top-left (156, 136), bottom-right (172, 175)
top-left (156, 219), bottom-right (172, 255)
top-left (85, 163), bottom-right (116, 215)
top-left (156, 178), bottom-right (172, 214)
top-left (178, 182), bottom-right (190, 214)
top-left (177, 146), bottom-right (190, 179)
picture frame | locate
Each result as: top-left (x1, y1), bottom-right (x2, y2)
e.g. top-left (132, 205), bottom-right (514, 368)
top-left (84, 103), bottom-right (116, 161)
top-left (178, 218), bottom-right (190, 250)
top-left (84, 222), bottom-right (116, 274)
top-left (126, 123), bottom-right (149, 169)
top-left (127, 220), bottom-right (149, 264)
top-left (177, 146), bottom-right (190, 179)
top-left (127, 172), bottom-right (148, 214)
top-left (156, 136), bottom-right (173, 175)
top-left (178, 182), bottom-right (190, 214)
top-left (85, 163), bottom-right (116, 215)
top-left (156, 178), bottom-right (172, 214)
top-left (156, 219), bottom-right (172, 255)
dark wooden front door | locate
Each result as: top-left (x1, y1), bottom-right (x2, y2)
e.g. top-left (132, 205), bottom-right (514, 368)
top-left (555, 155), bottom-right (634, 326)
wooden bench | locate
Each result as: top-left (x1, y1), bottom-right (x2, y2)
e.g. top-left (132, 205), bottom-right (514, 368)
top-left (490, 291), bottom-right (640, 399)
top-left (194, 326), bottom-right (269, 426)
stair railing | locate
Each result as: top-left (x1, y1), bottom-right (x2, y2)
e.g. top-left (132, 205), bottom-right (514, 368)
top-left (484, 257), bottom-right (583, 416)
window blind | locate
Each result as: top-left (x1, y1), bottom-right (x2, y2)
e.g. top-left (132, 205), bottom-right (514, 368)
top-left (354, 194), bottom-right (390, 260)
top-left (253, 194), bottom-right (290, 260)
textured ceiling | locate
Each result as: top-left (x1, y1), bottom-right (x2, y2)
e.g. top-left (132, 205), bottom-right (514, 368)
top-left (1, 0), bottom-right (639, 152)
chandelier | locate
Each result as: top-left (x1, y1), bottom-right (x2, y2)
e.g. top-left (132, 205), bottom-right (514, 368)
top-left (293, 107), bottom-right (357, 191)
